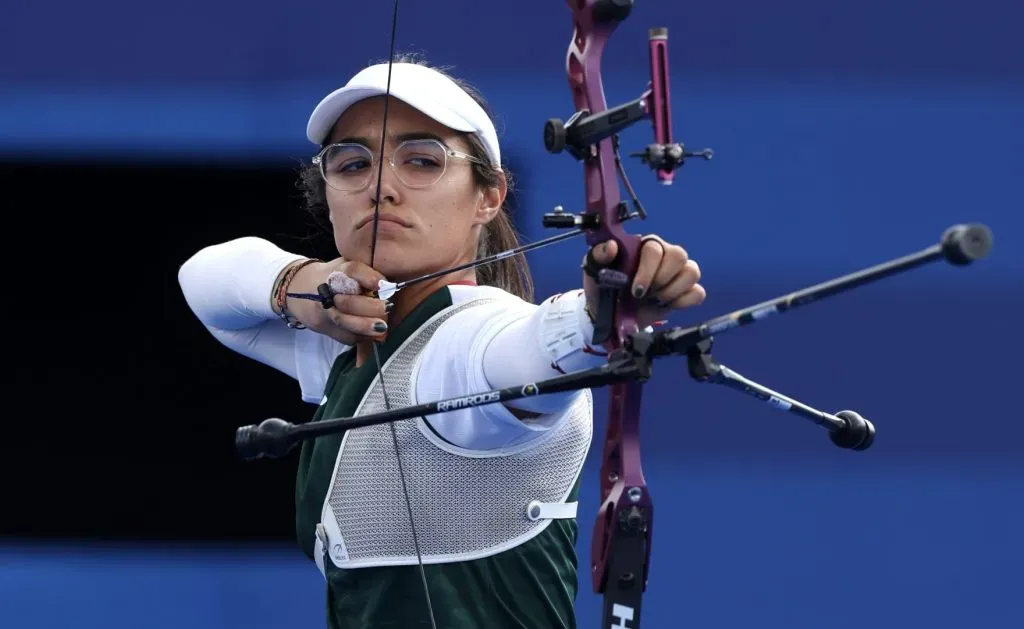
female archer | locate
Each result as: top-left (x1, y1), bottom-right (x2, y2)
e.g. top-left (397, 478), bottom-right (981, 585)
top-left (178, 56), bottom-right (705, 629)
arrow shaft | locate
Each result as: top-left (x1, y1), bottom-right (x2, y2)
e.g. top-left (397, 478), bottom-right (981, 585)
top-left (389, 228), bottom-right (586, 294)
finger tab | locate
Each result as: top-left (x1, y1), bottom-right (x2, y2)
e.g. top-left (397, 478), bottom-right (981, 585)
top-left (327, 271), bottom-right (361, 296)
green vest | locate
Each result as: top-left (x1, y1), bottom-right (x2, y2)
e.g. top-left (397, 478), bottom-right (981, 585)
top-left (294, 287), bottom-right (581, 629)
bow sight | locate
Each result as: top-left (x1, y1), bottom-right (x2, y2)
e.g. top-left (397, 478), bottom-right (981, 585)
top-left (543, 24), bottom-right (713, 186)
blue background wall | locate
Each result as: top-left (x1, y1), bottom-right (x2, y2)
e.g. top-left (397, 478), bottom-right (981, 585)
top-left (2, 1), bottom-right (1022, 628)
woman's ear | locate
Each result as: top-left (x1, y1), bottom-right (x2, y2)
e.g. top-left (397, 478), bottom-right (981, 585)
top-left (475, 171), bottom-right (507, 225)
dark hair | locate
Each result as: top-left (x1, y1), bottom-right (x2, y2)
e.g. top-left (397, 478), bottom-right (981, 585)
top-left (297, 54), bottom-right (534, 303)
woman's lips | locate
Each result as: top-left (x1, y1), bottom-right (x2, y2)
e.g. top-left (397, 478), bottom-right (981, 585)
top-left (357, 213), bottom-right (411, 230)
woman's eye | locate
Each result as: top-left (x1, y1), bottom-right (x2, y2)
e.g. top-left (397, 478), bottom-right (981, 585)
top-left (335, 159), bottom-right (369, 172)
top-left (406, 156), bottom-right (441, 168)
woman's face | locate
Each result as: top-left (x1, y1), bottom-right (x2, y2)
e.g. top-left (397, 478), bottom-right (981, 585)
top-left (323, 96), bottom-right (505, 283)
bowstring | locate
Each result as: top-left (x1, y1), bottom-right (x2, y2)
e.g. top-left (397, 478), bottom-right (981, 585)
top-left (369, 2), bottom-right (439, 629)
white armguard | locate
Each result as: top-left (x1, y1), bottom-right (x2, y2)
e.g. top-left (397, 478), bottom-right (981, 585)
top-left (539, 290), bottom-right (607, 373)
top-left (479, 290), bottom-right (606, 419)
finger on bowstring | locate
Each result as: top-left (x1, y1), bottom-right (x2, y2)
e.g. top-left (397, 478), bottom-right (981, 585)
top-left (324, 308), bottom-right (389, 339)
top-left (331, 293), bottom-right (391, 319)
top-left (649, 259), bottom-right (701, 305)
top-left (631, 238), bottom-right (666, 298)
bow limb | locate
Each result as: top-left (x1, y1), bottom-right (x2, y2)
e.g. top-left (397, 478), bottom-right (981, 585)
top-left (550, 2), bottom-right (664, 627)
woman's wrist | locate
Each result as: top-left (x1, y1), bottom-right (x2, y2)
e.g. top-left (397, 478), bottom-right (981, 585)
top-left (272, 258), bottom-right (322, 327)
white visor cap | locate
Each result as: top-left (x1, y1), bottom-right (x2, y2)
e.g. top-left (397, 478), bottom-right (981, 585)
top-left (306, 63), bottom-right (501, 168)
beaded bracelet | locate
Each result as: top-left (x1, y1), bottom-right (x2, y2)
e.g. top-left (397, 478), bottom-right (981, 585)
top-left (274, 258), bottom-right (321, 329)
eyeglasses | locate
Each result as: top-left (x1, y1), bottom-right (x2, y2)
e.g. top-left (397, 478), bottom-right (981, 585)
top-left (313, 138), bottom-right (487, 192)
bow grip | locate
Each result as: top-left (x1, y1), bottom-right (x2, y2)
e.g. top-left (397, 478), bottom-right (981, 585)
top-left (587, 232), bottom-right (645, 347)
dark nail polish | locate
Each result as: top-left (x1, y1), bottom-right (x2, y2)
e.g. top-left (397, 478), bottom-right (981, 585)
top-left (373, 321), bottom-right (388, 333)
top-left (633, 285), bottom-right (645, 298)
top-left (385, 302), bottom-right (394, 314)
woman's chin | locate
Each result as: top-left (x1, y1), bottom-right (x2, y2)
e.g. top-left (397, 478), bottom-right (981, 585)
top-left (369, 256), bottom-right (430, 283)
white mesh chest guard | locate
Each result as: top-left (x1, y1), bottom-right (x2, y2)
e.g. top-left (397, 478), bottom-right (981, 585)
top-left (317, 298), bottom-right (593, 570)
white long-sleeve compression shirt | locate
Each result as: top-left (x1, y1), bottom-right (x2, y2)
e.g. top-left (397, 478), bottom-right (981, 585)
top-left (178, 237), bottom-right (605, 451)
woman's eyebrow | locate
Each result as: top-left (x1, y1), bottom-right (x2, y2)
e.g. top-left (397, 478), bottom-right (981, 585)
top-left (332, 131), bottom-right (448, 146)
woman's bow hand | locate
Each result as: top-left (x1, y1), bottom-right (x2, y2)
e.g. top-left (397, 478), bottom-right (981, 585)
top-left (582, 235), bottom-right (705, 331)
